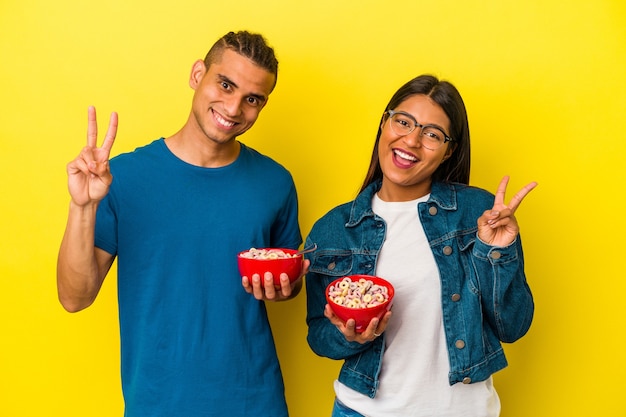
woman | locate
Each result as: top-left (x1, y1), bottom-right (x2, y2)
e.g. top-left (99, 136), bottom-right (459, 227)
top-left (304, 75), bottom-right (536, 416)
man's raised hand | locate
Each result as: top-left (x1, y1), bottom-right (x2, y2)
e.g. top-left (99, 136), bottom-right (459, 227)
top-left (66, 106), bottom-right (117, 206)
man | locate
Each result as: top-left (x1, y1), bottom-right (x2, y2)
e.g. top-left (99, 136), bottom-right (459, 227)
top-left (57, 31), bottom-right (305, 417)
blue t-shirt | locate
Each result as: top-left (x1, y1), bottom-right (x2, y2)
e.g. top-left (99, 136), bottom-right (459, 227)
top-left (95, 139), bottom-right (302, 417)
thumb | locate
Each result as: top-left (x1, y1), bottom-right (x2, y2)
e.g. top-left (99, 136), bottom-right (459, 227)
top-left (95, 161), bottom-right (113, 184)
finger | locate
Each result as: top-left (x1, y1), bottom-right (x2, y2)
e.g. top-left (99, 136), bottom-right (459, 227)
top-left (263, 272), bottom-right (277, 300)
top-left (92, 161), bottom-right (113, 184)
top-left (241, 276), bottom-right (253, 294)
top-left (324, 303), bottom-right (333, 319)
top-left (300, 259), bottom-right (311, 276)
top-left (364, 318), bottom-right (380, 340)
top-left (87, 106), bottom-right (97, 148)
top-left (251, 274), bottom-right (264, 300)
top-left (507, 181), bottom-right (538, 212)
top-left (493, 175), bottom-right (510, 207)
top-left (378, 310), bottom-right (393, 329)
top-left (79, 145), bottom-right (98, 170)
top-left (277, 273), bottom-right (292, 298)
top-left (67, 158), bottom-right (91, 180)
top-left (479, 209), bottom-right (498, 224)
top-left (487, 215), bottom-right (513, 229)
top-left (324, 305), bottom-right (350, 329)
top-left (101, 111), bottom-right (118, 155)
top-left (345, 319), bottom-right (357, 335)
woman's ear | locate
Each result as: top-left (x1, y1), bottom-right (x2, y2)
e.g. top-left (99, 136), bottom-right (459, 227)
top-left (189, 60), bottom-right (207, 90)
top-left (443, 142), bottom-right (457, 162)
top-left (379, 113), bottom-right (388, 131)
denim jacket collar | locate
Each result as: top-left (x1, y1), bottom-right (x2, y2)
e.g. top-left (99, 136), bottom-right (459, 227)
top-left (347, 180), bottom-right (458, 228)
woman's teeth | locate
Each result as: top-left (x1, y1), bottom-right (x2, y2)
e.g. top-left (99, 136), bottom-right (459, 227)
top-left (394, 149), bottom-right (417, 162)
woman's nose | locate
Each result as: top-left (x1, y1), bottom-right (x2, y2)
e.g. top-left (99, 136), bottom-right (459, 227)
top-left (402, 127), bottom-right (423, 148)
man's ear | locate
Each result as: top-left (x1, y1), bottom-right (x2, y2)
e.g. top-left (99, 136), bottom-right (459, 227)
top-left (189, 60), bottom-right (207, 90)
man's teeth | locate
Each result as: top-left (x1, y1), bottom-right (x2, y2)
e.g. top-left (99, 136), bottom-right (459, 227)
top-left (394, 149), bottom-right (417, 162)
top-left (215, 113), bottom-right (235, 127)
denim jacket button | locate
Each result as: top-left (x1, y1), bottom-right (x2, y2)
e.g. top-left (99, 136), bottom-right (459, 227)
top-left (327, 262), bottom-right (336, 270)
top-left (429, 206), bottom-right (438, 215)
top-left (443, 246), bottom-right (453, 255)
top-left (451, 293), bottom-right (461, 302)
top-left (455, 340), bottom-right (466, 349)
top-left (462, 377), bottom-right (472, 384)
top-left (490, 251), bottom-right (502, 260)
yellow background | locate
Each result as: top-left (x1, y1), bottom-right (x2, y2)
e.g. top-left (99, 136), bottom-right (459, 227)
top-left (1, 0), bottom-right (624, 416)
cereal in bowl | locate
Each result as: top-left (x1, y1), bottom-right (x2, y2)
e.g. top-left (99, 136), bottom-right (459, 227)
top-left (328, 277), bottom-right (390, 308)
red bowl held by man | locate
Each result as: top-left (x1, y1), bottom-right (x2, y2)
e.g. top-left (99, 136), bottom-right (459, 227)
top-left (237, 248), bottom-right (303, 287)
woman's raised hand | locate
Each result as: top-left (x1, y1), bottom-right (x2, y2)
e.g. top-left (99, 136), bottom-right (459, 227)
top-left (66, 106), bottom-right (118, 206)
top-left (477, 176), bottom-right (537, 247)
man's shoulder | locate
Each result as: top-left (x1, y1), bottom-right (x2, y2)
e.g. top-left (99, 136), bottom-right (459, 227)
top-left (110, 138), bottom-right (163, 161)
top-left (239, 142), bottom-right (292, 176)
top-left (109, 138), bottom-right (165, 170)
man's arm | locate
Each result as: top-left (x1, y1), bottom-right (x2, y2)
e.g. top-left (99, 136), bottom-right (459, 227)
top-left (57, 106), bottom-right (118, 312)
top-left (57, 201), bottom-right (115, 312)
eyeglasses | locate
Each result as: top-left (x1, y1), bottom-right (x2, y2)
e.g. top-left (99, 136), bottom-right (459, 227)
top-left (385, 110), bottom-right (454, 150)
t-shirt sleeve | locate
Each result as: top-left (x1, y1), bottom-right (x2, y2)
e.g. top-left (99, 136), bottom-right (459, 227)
top-left (270, 179), bottom-right (302, 250)
top-left (95, 192), bottom-right (118, 256)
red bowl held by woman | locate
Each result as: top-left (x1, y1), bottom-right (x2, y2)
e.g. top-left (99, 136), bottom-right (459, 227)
top-left (237, 248), bottom-right (303, 286)
top-left (325, 275), bottom-right (395, 333)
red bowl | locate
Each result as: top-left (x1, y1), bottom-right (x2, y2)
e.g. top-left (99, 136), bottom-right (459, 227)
top-left (237, 248), bottom-right (303, 286)
top-left (326, 275), bottom-right (394, 333)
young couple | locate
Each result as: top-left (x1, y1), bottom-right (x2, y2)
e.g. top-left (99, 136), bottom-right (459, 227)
top-left (58, 30), bottom-right (535, 417)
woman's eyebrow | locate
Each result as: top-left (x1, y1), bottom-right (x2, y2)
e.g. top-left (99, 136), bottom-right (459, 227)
top-left (401, 110), bottom-right (448, 133)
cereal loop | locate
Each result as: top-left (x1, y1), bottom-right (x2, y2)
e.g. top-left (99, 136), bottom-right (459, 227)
top-left (328, 277), bottom-right (390, 309)
top-left (240, 248), bottom-right (297, 260)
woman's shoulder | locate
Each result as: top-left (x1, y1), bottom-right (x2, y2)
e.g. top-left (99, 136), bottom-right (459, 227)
top-left (308, 200), bottom-right (355, 234)
top-left (435, 181), bottom-right (495, 202)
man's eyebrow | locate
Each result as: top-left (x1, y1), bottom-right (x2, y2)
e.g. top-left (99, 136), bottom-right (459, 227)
top-left (218, 74), bottom-right (238, 89)
top-left (217, 74), bottom-right (268, 102)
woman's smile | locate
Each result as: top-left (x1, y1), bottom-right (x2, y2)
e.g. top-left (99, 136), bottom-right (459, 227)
top-left (392, 148), bottom-right (419, 168)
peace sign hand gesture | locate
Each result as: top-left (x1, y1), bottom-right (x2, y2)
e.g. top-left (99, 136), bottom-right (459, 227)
top-left (477, 176), bottom-right (538, 247)
top-left (66, 106), bottom-right (117, 207)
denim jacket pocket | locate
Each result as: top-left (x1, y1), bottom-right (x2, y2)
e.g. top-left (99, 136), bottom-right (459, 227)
top-left (309, 250), bottom-right (354, 277)
top-left (455, 232), bottom-right (481, 294)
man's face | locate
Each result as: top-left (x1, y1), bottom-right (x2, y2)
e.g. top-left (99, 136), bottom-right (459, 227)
top-left (189, 49), bottom-right (276, 145)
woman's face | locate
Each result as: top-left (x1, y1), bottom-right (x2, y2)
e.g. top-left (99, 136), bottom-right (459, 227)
top-left (377, 94), bottom-right (454, 202)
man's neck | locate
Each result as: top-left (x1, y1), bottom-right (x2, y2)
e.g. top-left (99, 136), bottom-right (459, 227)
top-left (164, 129), bottom-right (240, 168)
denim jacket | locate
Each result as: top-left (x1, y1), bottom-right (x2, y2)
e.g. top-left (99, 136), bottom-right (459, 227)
top-left (304, 180), bottom-right (533, 399)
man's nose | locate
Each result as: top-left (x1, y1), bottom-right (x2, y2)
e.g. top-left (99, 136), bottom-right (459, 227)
top-left (222, 96), bottom-right (243, 117)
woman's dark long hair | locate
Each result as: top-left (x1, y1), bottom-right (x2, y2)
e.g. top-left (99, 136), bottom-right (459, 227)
top-left (360, 75), bottom-right (471, 193)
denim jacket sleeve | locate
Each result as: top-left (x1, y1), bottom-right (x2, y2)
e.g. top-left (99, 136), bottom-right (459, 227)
top-left (304, 236), bottom-right (379, 360)
top-left (419, 182), bottom-right (534, 384)
top-left (471, 236), bottom-right (534, 343)
top-left (422, 182), bottom-right (534, 346)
